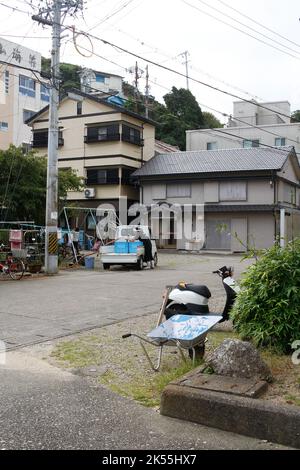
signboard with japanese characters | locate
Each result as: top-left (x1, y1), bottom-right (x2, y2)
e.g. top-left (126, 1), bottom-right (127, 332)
top-left (0, 37), bottom-right (41, 71)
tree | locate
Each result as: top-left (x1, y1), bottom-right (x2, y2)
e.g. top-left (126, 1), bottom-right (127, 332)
top-left (0, 146), bottom-right (83, 225)
top-left (152, 87), bottom-right (205, 150)
top-left (42, 58), bottom-right (81, 96)
top-left (202, 111), bottom-right (223, 129)
top-left (291, 110), bottom-right (300, 123)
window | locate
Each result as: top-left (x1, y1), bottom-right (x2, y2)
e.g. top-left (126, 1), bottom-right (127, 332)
top-left (5, 71), bottom-right (9, 94)
top-left (19, 75), bottom-right (36, 97)
top-left (283, 184), bottom-right (296, 205)
top-left (85, 124), bottom-right (120, 143)
top-left (122, 168), bottom-right (135, 185)
top-left (219, 181), bottom-right (247, 201)
top-left (243, 139), bottom-right (259, 148)
top-left (167, 184), bottom-right (191, 198)
top-left (275, 137), bottom-right (286, 146)
top-left (22, 142), bottom-right (32, 154)
top-left (23, 109), bottom-right (36, 123)
top-left (86, 168), bottom-right (119, 185)
top-left (0, 121), bottom-right (8, 131)
top-left (32, 130), bottom-right (63, 147)
top-left (95, 73), bottom-right (105, 83)
top-left (40, 83), bottom-right (50, 102)
top-left (77, 101), bottom-right (82, 115)
top-left (122, 125), bottom-right (142, 146)
top-left (207, 142), bottom-right (217, 150)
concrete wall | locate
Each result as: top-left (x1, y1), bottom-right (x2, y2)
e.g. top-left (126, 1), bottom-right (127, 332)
top-left (232, 100), bottom-right (290, 126)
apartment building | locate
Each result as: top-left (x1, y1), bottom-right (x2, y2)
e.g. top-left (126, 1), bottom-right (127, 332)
top-left (186, 100), bottom-right (300, 154)
top-left (0, 37), bottom-right (49, 151)
top-left (27, 88), bottom-right (155, 212)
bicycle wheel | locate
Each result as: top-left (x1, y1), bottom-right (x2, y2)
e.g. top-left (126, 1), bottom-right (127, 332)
top-left (8, 257), bottom-right (25, 280)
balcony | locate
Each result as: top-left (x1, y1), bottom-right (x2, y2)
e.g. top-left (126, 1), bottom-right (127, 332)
top-left (84, 133), bottom-right (120, 144)
top-left (32, 134), bottom-right (64, 148)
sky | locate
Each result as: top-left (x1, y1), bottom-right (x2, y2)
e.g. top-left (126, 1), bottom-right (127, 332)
top-left (1, 0), bottom-right (300, 124)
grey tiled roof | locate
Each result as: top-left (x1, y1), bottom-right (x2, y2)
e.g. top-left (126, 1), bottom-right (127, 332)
top-left (134, 147), bottom-right (295, 177)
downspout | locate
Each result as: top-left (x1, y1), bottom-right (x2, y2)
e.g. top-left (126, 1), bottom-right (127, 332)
top-left (141, 124), bottom-right (144, 165)
top-left (272, 171), bottom-right (278, 242)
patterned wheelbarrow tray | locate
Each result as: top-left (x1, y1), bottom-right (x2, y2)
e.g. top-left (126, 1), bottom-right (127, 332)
top-left (123, 313), bottom-right (222, 371)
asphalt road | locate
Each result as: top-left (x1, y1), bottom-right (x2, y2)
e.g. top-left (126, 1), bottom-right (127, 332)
top-left (0, 253), bottom-right (250, 349)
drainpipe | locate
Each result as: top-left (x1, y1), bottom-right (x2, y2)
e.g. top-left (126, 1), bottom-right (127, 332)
top-left (272, 171), bottom-right (277, 241)
top-left (141, 124), bottom-right (144, 165)
top-left (280, 208), bottom-right (285, 248)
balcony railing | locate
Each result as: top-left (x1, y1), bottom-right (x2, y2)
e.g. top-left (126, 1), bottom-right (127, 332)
top-left (86, 177), bottom-right (120, 185)
top-left (84, 133), bottom-right (120, 144)
top-left (31, 136), bottom-right (64, 148)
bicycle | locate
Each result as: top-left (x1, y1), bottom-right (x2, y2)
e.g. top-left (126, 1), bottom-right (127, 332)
top-left (0, 250), bottom-right (25, 280)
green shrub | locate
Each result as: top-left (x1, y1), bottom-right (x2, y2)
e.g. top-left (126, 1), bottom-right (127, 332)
top-left (231, 239), bottom-right (300, 354)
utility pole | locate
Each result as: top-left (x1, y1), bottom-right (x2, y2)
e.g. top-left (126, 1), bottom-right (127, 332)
top-left (32, 0), bottom-right (83, 274)
top-left (180, 50), bottom-right (190, 90)
top-left (46, 0), bottom-right (61, 275)
top-left (128, 62), bottom-right (144, 112)
top-left (145, 65), bottom-right (150, 119)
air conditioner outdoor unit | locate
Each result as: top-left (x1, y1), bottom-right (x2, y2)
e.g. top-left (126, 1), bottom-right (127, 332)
top-left (84, 188), bottom-right (96, 199)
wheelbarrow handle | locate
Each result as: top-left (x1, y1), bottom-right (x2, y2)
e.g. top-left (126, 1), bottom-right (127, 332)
top-left (122, 333), bottom-right (132, 339)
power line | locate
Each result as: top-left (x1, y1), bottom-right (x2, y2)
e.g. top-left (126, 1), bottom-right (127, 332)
top-left (103, 22), bottom-right (264, 102)
top-left (2, 0), bottom-right (295, 121)
top-left (181, 0), bottom-right (300, 61)
top-left (86, 0), bottom-right (136, 32)
top-left (216, 0), bottom-right (300, 50)
top-left (71, 27), bottom-right (293, 120)
top-left (0, 33), bottom-right (50, 39)
top-left (0, 1), bottom-right (32, 16)
top-left (195, 0), bottom-right (300, 57)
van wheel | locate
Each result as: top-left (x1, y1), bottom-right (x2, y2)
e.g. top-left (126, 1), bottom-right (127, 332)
top-left (103, 264), bottom-right (110, 270)
top-left (137, 257), bottom-right (144, 270)
top-left (153, 253), bottom-right (158, 266)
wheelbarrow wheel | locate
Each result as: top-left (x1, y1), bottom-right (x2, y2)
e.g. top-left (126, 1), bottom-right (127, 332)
top-left (188, 343), bottom-right (205, 361)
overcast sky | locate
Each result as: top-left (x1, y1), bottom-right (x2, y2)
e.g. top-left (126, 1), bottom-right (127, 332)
top-left (1, 0), bottom-right (300, 123)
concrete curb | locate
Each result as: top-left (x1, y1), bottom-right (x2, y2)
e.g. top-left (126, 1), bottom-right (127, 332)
top-left (161, 384), bottom-right (300, 448)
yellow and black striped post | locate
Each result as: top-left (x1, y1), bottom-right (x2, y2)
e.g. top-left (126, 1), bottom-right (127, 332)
top-left (48, 232), bottom-right (58, 255)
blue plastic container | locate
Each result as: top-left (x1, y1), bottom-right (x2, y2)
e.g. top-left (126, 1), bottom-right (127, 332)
top-left (128, 240), bottom-right (143, 253)
top-left (85, 257), bottom-right (94, 269)
top-left (114, 240), bottom-right (129, 254)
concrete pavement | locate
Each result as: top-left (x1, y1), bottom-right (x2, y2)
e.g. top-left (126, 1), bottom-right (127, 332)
top-left (0, 350), bottom-right (289, 450)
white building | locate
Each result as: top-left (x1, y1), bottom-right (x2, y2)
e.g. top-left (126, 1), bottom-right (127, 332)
top-left (0, 37), bottom-right (49, 151)
top-left (186, 100), bottom-right (300, 154)
top-left (79, 68), bottom-right (124, 97)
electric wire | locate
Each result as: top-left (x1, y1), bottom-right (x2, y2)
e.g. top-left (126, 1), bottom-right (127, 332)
top-left (195, 0), bottom-right (300, 57)
top-left (181, 0), bottom-right (300, 61)
top-left (216, 0), bottom-right (300, 49)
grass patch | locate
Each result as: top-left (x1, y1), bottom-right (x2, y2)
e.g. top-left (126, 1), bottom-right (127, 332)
top-left (285, 395), bottom-right (300, 407)
top-left (50, 326), bottom-right (300, 408)
top-left (50, 326), bottom-right (238, 408)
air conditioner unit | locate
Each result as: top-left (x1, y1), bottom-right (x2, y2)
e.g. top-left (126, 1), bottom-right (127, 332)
top-left (84, 188), bottom-right (96, 199)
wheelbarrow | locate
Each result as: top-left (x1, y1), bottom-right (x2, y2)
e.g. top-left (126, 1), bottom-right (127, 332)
top-left (122, 287), bottom-right (222, 371)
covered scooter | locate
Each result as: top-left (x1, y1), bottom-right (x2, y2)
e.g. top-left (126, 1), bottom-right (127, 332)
top-left (163, 266), bottom-right (239, 359)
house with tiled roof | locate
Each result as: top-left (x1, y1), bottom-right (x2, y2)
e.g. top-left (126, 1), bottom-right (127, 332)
top-left (133, 146), bottom-right (300, 251)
